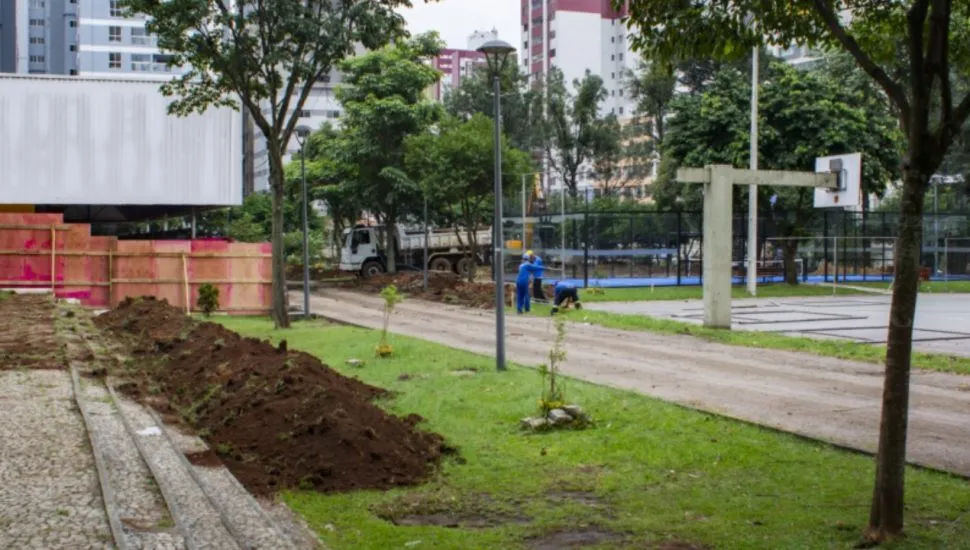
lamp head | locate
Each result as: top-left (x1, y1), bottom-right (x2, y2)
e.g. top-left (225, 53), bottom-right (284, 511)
top-left (295, 125), bottom-right (312, 145)
top-left (476, 39), bottom-right (515, 77)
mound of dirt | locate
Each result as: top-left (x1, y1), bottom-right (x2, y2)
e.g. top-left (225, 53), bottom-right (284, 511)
top-left (346, 272), bottom-right (513, 309)
top-left (94, 297), bottom-right (447, 496)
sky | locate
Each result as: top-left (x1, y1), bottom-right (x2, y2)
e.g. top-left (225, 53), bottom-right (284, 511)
top-left (399, 0), bottom-right (521, 52)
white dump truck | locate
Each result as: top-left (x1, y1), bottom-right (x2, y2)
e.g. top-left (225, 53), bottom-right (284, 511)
top-left (339, 224), bottom-right (493, 277)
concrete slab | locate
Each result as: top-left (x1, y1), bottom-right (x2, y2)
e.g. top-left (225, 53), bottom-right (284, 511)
top-left (587, 293), bottom-right (970, 357)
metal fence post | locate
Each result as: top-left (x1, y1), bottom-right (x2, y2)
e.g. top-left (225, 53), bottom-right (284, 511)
top-left (583, 195), bottom-right (590, 288)
top-left (823, 211), bottom-right (829, 282)
top-left (676, 211), bottom-right (683, 286)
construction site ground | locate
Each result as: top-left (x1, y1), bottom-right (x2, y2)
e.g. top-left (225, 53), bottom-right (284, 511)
top-left (303, 288), bottom-right (970, 478)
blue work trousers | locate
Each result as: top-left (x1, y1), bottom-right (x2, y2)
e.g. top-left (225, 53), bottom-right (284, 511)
top-left (515, 281), bottom-right (531, 313)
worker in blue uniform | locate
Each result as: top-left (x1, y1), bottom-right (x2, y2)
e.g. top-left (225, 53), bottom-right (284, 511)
top-left (515, 253), bottom-right (542, 314)
top-left (528, 251), bottom-right (546, 302)
top-left (550, 280), bottom-right (582, 315)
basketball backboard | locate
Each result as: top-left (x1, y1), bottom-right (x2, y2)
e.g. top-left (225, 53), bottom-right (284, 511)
top-left (814, 153), bottom-right (862, 208)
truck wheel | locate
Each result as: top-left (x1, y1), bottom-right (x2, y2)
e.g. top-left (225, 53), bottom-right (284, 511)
top-left (360, 261), bottom-right (384, 277)
top-left (456, 257), bottom-right (476, 278)
top-left (430, 257), bottom-right (452, 273)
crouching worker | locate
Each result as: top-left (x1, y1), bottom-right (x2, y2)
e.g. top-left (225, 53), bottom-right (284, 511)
top-left (515, 254), bottom-right (542, 314)
top-left (550, 280), bottom-right (582, 315)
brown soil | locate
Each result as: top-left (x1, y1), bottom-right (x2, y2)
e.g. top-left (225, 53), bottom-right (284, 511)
top-left (344, 272), bottom-right (513, 309)
top-left (527, 528), bottom-right (622, 549)
top-left (285, 265), bottom-right (349, 281)
top-left (0, 293), bottom-right (63, 370)
top-left (94, 296), bottom-right (447, 496)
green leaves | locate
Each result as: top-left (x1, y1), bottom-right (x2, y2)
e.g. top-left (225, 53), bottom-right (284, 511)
top-left (655, 58), bottom-right (902, 220)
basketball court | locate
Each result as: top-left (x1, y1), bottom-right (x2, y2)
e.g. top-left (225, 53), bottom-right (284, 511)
top-left (586, 292), bottom-right (970, 357)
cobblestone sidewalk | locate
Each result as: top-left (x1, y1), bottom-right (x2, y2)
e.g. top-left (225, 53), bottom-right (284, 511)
top-left (0, 369), bottom-right (114, 549)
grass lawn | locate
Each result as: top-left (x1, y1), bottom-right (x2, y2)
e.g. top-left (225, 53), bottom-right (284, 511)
top-left (575, 280), bottom-right (970, 303)
top-left (526, 305), bottom-right (970, 376)
top-left (220, 318), bottom-right (970, 550)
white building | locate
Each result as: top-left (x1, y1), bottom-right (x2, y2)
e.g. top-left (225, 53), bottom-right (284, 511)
top-left (521, 0), bottom-right (639, 119)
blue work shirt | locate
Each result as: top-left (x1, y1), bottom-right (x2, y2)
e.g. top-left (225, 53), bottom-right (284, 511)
top-left (554, 280), bottom-right (574, 293)
top-left (533, 256), bottom-right (544, 278)
top-left (516, 261), bottom-right (541, 285)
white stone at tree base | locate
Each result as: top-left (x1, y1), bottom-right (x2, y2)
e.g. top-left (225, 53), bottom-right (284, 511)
top-left (520, 417), bottom-right (548, 430)
top-left (547, 409), bottom-right (573, 425)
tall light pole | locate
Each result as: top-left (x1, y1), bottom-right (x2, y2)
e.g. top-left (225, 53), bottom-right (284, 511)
top-left (746, 45), bottom-right (760, 296)
top-left (477, 38), bottom-right (515, 372)
top-left (295, 125), bottom-right (312, 319)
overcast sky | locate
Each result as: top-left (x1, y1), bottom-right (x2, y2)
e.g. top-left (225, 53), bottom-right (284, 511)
top-left (399, 0), bottom-right (521, 52)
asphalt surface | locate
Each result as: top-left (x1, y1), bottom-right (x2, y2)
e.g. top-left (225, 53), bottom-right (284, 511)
top-left (301, 289), bottom-right (970, 478)
top-left (586, 293), bottom-right (970, 357)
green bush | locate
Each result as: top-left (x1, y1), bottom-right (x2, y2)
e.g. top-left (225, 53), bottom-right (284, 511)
top-left (197, 284), bottom-right (220, 316)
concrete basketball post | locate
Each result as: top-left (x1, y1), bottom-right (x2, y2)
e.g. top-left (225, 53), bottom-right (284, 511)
top-left (678, 165), bottom-right (840, 329)
top-left (703, 165), bottom-right (734, 328)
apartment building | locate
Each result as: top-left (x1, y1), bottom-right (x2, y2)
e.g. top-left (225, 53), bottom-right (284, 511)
top-left (427, 30), bottom-right (495, 101)
top-left (521, 0), bottom-right (638, 119)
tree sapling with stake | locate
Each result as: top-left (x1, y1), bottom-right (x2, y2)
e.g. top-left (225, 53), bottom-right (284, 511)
top-left (522, 314), bottom-right (591, 431)
top-left (376, 284), bottom-right (403, 357)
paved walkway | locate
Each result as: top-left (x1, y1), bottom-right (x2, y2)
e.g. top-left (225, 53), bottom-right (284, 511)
top-left (0, 369), bottom-right (114, 550)
top-left (305, 289), bottom-right (970, 477)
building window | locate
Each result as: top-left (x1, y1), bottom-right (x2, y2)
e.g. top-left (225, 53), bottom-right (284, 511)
top-left (130, 53), bottom-right (150, 71)
top-left (30, 37), bottom-right (46, 45)
top-left (619, 53), bottom-right (624, 61)
top-left (30, 18), bottom-right (45, 26)
top-left (611, 90), bottom-right (615, 96)
top-left (110, 1), bottom-right (124, 17)
top-left (69, 20), bottom-right (76, 28)
top-left (70, 45), bottom-right (77, 51)
top-left (611, 37), bottom-right (615, 43)
top-left (549, 48), bottom-right (556, 58)
top-left (316, 74), bottom-right (331, 83)
top-left (619, 89), bottom-right (623, 96)
top-left (619, 107), bottom-right (624, 114)
top-left (109, 52), bottom-right (121, 69)
top-left (29, 0), bottom-right (46, 8)
top-left (109, 26), bottom-right (122, 42)
top-left (30, 55), bottom-right (46, 63)
top-left (130, 27), bottom-right (149, 45)
top-left (611, 72), bottom-right (615, 79)
top-left (611, 54), bottom-right (615, 61)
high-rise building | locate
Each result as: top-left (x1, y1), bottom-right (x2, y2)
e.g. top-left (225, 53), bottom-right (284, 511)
top-left (521, 0), bottom-right (638, 119)
top-left (428, 30), bottom-right (495, 102)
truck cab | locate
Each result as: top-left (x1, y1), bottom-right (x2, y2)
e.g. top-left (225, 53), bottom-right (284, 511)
top-left (339, 226), bottom-right (385, 277)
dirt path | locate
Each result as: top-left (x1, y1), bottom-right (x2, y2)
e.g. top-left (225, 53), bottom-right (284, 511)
top-left (305, 289), bottom-right (970, 477)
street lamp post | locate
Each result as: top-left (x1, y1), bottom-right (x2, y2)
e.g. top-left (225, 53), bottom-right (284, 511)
top-left (477, 38), bottom-right (515, 372)
top-left (295, 125), bottom-right (312, 319)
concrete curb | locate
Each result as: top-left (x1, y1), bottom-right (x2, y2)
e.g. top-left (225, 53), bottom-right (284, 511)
top-left (105, 381), bottom-right (213, 550)
top-left (144, 406), bottom-right (299, 550)
top-left (69, 365), bottom-right (130, 550)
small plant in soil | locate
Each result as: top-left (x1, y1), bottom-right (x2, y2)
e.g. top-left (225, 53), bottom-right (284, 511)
top-left (376, 284), bottom-right (403, 357)
top-left (197, 284), bottom-right (220, 316)
top-left (522, 315), bottom-right (591, 432)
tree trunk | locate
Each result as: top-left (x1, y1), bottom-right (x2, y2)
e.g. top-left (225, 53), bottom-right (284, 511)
top-left (782, 240), bottom-right (799, 285)
top-left (866, 167), bottom-right (928, 541)
top-left (385, 218), bottom-right (398, 274)
top-left (268, 147), bottom-right (290, 329)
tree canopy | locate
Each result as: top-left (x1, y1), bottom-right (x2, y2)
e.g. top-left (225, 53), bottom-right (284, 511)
top-left (403, 114), bottom-right (533, 279)
top-left (334, 32), bottom-right (445, 273)
top-left (123, 0), bottom-right (410, 327)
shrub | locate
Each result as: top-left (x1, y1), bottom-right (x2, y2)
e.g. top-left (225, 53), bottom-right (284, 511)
top-left (197, 284), bottom-right (220, 316)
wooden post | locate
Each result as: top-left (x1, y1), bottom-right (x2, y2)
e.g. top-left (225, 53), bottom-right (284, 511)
top-left (181, 253), bottom-right (190, 314)
top-left (50, 226), bottom-right (56, 292)
top-left (107, 250), bottom-right (113, 307)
